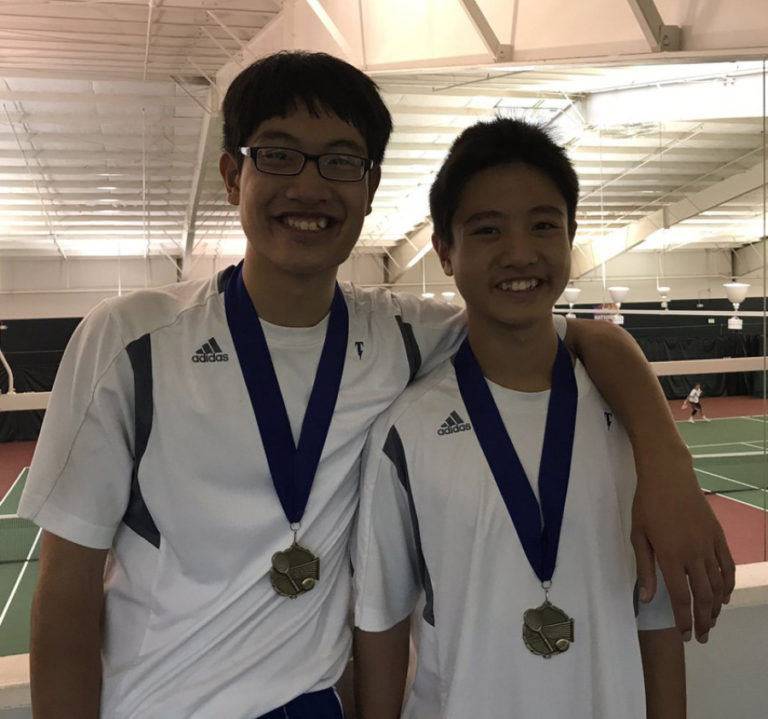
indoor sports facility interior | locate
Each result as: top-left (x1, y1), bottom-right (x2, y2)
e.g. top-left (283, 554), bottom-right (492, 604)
top-left (1, 1), bottom-right (768, 716)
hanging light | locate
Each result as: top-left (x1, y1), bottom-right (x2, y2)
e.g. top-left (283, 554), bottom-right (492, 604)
top-left (563, 287), bottom-right (581, 318)
top-left (441, 291), bottom-right (456, 303)
top-left (607, 286), bottom-right (630, 325)
top-left (657, 285), bottom-right (671, 310)
top-left (723, 282), bottom-right (749, 330)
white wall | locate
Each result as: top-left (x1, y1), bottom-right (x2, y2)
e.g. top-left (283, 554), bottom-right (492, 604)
top-left (567, 247), bottom-right (738, 306)
top-left (0, 250), bottom-right (387, 320)
top-left (0, 257), bottom-right (178, 319)
top-left (0, 243), bottom-right (760, 321)
top-left (685, 562), bottom-right (768, 718)
top-left (390, 245), bottom-right (751, 309)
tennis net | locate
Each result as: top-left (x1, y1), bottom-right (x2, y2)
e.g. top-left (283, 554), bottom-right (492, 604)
top-left (0, 514), bottom-right (41, 564)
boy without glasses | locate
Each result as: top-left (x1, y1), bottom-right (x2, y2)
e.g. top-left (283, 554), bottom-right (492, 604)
top-left (354, 118), bottom-right (686, 719)
top-left (21, 52), bottom-right (725, 719)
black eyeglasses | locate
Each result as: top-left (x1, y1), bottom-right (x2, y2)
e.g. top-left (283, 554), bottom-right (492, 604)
top-left (239, 146), bottom-right (374, 182)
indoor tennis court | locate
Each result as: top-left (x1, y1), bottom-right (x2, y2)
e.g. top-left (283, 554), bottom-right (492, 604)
top-left (3, 2), bottom-right (768, 717)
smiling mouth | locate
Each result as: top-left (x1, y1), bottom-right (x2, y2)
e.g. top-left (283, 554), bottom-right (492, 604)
top-left (497, 278), bottom-right (541, 292)
top-left (279, 215), bottom-right (334, 232)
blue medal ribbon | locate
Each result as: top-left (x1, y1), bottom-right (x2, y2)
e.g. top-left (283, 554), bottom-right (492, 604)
top-left (224, 262), bottom-right (349, 525)
top-left (453, 336), bottom-right (577, 583)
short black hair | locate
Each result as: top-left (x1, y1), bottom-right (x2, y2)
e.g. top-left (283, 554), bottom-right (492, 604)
top-left (222, 51), bottom-right (392, 167)
top-left (429, 117), bottom-right (579, 245)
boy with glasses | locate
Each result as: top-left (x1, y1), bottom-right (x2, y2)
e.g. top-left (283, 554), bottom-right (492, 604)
top-left (20, 52), bottom-right (728, 719)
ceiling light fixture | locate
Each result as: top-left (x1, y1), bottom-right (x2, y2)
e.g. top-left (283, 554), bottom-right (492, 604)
top-left (723, 282), bottom-right (749, 330)
top-left (607, 286), bottom-right (630, 324)
top-left (657, 285), bottom-right (671, 310)
top-left (562, 286), bottom-right (581, 318)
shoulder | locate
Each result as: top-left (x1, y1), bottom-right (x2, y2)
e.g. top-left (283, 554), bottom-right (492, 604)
top-left (83, 271), bottom-right (224, 348)
top-left (340, 282), bottom-right (464, 326)
top-left (366, 361), bottom-right (455, 450)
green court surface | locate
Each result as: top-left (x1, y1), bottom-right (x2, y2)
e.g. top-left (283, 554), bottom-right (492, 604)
top-left (0, 468), bottom-right (41, 656)
top-left (678, 416), bottom-right (768, 510)
top-left (1, 419), bottom-right (768, 657)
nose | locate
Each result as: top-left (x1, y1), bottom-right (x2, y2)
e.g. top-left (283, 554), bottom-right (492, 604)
top-left (498, 229), bottom-right (537, 267)
top-left (283, 158), bottom-right (333, 203)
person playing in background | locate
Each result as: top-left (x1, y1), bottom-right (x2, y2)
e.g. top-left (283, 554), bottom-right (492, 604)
top-left (682, 383), bottom-right (710, 423)
top-left (354, 118), bottom-right (685, 719)
top-left (19, 51), bottom-right (726, 719)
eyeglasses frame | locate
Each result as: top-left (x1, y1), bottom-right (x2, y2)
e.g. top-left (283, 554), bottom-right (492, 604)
top-left (239, 146), bottom-right (374, 182)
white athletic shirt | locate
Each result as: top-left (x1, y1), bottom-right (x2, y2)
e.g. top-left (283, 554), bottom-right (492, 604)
top-left (354, 354), bottom-right (674, 719)
top-left (687, 387), bottom-right (703, 403)
top-left (18, 266), bottom-right (465, 719)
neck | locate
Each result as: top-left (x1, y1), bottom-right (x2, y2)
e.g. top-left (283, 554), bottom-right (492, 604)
top-left (241, 256), bottom-right (337, 328)
top-left (466, 314), bottom-right (559, 392)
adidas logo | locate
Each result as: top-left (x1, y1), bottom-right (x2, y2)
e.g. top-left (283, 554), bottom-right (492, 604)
top-left (191, 337), bottom-right (229, 363)
top-left (437, 410), bottom-right (472, 436)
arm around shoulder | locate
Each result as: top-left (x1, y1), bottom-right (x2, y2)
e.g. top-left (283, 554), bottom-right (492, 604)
top-left (564, 318), bottom-right (735, 643)
top-left (30, 531), bottom-right (108, 719)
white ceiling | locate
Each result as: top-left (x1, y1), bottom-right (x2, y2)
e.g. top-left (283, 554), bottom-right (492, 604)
top-left (0, 0), bottom-right (767, 291)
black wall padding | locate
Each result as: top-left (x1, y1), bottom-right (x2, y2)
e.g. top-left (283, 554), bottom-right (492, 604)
top-left (633, 334), bottom-right (755, 399)
top-left (0, 318), bottom-right (82, 442)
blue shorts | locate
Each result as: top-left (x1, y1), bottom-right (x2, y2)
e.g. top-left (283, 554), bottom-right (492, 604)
top-left (258, 688), bottom-right (343, 719)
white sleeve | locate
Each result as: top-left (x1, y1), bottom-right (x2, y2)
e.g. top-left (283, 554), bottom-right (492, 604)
top-left (636, 564), bottom-right (676, 631)
top-left (17, 300), bottom-right (135, 549)
top-left (354, 418), bottom-right (422, 632)
top-left (389, 291), bottom-right (466, 378)
top-left (389, 292), bottom-right (566, 379)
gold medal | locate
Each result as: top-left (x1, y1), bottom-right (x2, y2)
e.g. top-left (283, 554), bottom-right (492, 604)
top-left (523, 599), bottom-right (573, 659)
top-left (270, 541), bottom-right (320, 599)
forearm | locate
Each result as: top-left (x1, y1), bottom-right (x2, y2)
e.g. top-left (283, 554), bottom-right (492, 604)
top-left (30, 532), bottom-right (106, 719)
top-left (639, 628), bottom-right (686, 719)
top-left (30, 587), bottom-right (103, 718)
top-left (354, 619), bottom-right (410, 719)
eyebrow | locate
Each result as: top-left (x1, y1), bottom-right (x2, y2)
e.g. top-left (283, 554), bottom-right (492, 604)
top-left (529, 205), bottom-right (567, 217)
top-left (252, 130), bottom-right (367, 156)
top-left (462, 210), bottom-right (506, 224)
top-left (463, 206), bottom-right (566, 224)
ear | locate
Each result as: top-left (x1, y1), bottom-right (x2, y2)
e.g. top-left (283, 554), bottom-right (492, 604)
top-left (432, 233), bottom-right (454, 276)
top-left (220, 153), bottom-right (242, 206)
top-left (365, 164), bottom-right (382, 215)
top-left (569, 220), bottom-right (578, 246)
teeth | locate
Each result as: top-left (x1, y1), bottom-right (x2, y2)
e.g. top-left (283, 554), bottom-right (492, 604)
top-left (499, 278), bottom-right (540, 292)
top-left (282, 216), bottom-right (329, 231)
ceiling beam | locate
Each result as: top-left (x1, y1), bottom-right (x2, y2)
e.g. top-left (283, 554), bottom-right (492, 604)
top-left (182, 88), bottom-right (219, 278)
top-left (625, 0), bottom-right (681, 52)
top-left (571, 160), bottom-right (767, 278)
top-left (304, 0), bottom-right (355, 59)
top-left (387, 222), bottom-right (434, 284)
top-left (733, 237), bottom-right (768, 278)
top-left (455, 0), bottom-right (511, 61)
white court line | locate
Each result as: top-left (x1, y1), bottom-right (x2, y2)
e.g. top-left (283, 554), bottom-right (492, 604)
top-left (686, 440), bottom-right (765, 450)
top-left (0, 467), bottom-right (28, 512)
top-left (0, 526), bottom-right (42, 630)
top-left (693, 451), bottom-right (767, 459)
top-left (694, 467), bottom-right (766, 493)
top-left (741, 442), bottom-right (767, 450)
